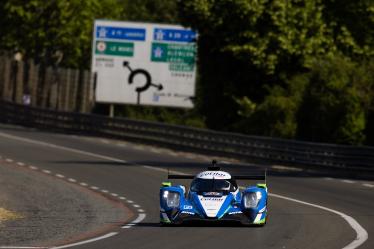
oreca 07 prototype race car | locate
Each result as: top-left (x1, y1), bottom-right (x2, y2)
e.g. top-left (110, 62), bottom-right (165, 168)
top-left (160, 161), bottom-right (268, 226)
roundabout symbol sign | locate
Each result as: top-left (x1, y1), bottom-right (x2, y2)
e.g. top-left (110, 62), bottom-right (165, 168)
top-left (91, 20), bottom-right (197, 108)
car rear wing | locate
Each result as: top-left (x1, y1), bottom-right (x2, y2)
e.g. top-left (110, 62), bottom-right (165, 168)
top-left (210, 160), bottom-right (267, 181)
top-left (168, 173), bottom-right (266, 180)
top-left (167, 159), bottom-right (267, 183)
top-left (233, 173), bottom-right (266, 180)
top-left (168, 174), bottom-right (195, 179)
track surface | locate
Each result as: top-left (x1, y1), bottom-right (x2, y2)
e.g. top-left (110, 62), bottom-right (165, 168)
top-left (0, 159), bottom-right (127, 247)
top-left (0, 123), bottom-right (373, 249)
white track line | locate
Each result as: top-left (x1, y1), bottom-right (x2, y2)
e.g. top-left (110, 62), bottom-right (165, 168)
top-left (168, 152), bottom-right (178, 157)
top-left (100, 139), bottom-right (110, 144)
top-left (50, 232), bottom-right (118, 249)
top-left (142, 165), bottom-right (189, 176)
top-left (135, 145), bottom-right (145, 150)
top-left (0, 132), bottom-right (367, 249)
top-left (0, 132), bottom-right (125, 164)
top-left (0, 247), bottom-right (47, 249)
top-left (121, 213), bottom-right (146, 229)
top-left (185, 154), bottom-right (196, 159)
top-left (150, 148), bottom-right (161, 154)
top-left (269, 193), bottom-right (368, 249)
top-left (363, 183), bottom-right (374, 188)
top-left (342, 180), bottom-right (355, 184)
top-left (152, 165), bottom-right (369, 249)
top-left (200, 156), bottom-right (212, 162)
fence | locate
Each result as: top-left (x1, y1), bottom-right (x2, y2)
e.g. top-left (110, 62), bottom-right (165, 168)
top-left (0, 100), bottom-right (373, 173)
top-left (0, 55), bottom-right (93, 113)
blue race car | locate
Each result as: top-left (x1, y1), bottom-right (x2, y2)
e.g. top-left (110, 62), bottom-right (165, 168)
top-left (160, 161), bottom-right (268, 226)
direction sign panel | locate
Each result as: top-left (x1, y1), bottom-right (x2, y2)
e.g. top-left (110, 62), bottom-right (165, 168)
top-left (91, 20), bottom-right (197, 108)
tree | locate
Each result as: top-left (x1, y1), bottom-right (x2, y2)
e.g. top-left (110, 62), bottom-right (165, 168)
top-left (234, 75), bottom-right (307, 138)
top-left (323, 0), bottom-right (374, 59)
top-left (296, 55), bottom-right (372, 144)
top-left (178, 0), bottom-right (374, 145)
top-left (120, 0), bottom-right (179, 23)
top-left (178, 0), bottom-right (334, 130)
top-left (236, 54), bottom-right (373, 145)
top-left (0, 0), bottom-right (122, 68)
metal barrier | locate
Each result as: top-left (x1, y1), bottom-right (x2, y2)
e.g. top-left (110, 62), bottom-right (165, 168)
top-left (1, 100), bottom-right (373, 171)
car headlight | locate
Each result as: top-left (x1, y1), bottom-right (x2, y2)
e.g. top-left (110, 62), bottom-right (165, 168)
top-left (243, 192), bottom-right (262, 208)
top-left (162, 191), bottom-right (180, 208)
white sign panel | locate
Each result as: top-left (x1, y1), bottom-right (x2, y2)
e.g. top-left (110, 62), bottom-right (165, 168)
top-left (91, 20), bottom-right (197, 108)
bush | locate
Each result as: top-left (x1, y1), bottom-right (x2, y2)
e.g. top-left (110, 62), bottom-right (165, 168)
top-left (296, 55), bottom-right (371, 145)
top-left (235, 54), bottom-right (373, 145)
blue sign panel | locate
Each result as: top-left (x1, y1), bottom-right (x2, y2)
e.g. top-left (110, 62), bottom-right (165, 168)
top-left (96, 26), bottom-right (146, 41)
top-left (153, 28), bottom-right (196, 43)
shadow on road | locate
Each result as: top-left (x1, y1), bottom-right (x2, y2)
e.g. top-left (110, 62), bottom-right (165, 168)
top-left (134, 221), bottom-right (265, 228)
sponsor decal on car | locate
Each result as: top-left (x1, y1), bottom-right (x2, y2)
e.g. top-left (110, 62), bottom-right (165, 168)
top-left (181, 211), bottom-right (195, 215)
top-left (197, 171), bottom-right (230, 179)
top-left (229, 211), bottom-right (243, 215)
top-left (203, 192), bottom-right (222, 196)
top-left (199, 197), bottom-right (225, 201)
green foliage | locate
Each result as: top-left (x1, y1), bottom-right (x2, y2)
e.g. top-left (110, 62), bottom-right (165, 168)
top-left (116, 105), bottom-right (206, 128)
top-left (234, 75), bottom-right (307, 138)
top-left (0, 0), bottom-right (122, 68)
top-left (178, 0), bottom-right (337, 132)
top-left (323, 0), bottom-right (374, 58)
top-left (235, 96), bottom-right (257, 118)
top-left (364, 60), bottom-right (374, 145)
top-left (179, 0), bottom-right (333, 74)
top-left (296, 55), bottom-right (371, 144)
top-left (120, 0), bottom-right (179, 23)
top-left (179, 0), bottom-right (374, 145)
top-left (1, 0), bottom-right (374, 145)
top-left (246, 54), bottom-right (372, 145)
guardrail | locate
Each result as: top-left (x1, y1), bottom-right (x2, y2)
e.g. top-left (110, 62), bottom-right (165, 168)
top-left (1, 100), bottom-right (373, 172)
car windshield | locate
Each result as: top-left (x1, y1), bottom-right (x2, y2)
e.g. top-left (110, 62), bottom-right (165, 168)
top-left (190, 178), bottom-right (237, 193)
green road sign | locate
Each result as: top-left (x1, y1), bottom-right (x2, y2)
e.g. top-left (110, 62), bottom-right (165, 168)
top-left (151, 42), bottom-right (196, 71)
top-left (95, 41), bottom-right (134, 57)
top-left (92, 20), bottom-right (198, 108)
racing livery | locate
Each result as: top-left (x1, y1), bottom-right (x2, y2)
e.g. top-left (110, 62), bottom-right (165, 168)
top-left (160, 161), bottom-right (268, 226)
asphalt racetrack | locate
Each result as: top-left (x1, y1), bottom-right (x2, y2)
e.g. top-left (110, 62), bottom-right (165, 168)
top-left (0, 123), bottom-right (373, 249)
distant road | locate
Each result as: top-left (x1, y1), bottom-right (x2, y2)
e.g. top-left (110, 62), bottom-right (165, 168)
top-left (0, 123), bottom-right (372, 249)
